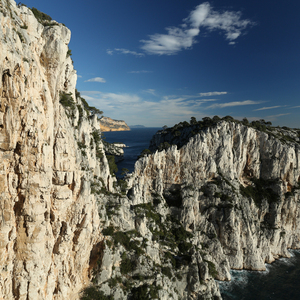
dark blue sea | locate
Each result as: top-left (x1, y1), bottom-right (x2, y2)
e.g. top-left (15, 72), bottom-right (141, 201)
top-left (104, 128), bottom-right (300, 299)
top-left (219, 250), bottom-right (300, 300)
top-left (103, 127), bottom-right (160, 177)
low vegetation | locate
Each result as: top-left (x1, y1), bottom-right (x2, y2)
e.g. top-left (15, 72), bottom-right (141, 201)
top-left (80, 287), bottom-right (113, 300)
top-left (30, 7), bottom-right (52, 25)
top-left (150, 116), bottom-right (300, 152)
top-left (240, 178), bottom-right (280, 207)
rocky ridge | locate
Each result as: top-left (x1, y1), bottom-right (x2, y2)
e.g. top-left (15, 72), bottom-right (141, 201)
top-left (100, 117), bottom-right (130, 132)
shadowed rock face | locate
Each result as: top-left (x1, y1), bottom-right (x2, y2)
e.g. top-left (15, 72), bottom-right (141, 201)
top-left (99, 116), bottom-right (130, 132)
top-left (0, 1), bottom-right (114, 299)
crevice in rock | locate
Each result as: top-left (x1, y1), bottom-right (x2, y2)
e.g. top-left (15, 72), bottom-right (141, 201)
top-left (88, 240), bottom-right (105, 277)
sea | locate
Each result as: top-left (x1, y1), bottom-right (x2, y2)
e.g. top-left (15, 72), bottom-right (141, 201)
top-left (219, 250), bottom-right (300, 300)
top-left (103, 127), bottom-right (160, 177)
top-left (103, 128), bottom-right (300, 299)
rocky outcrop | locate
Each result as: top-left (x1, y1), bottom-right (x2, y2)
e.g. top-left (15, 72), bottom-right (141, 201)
top-left (89, 120), bottom-right (300, 300)
top-left (103, 142), bottom-right (126, 162)
top-left (0, 1), bottom-right (113, 299)
top-left (100, 116), bottom-right (130, 132)
top-left (128, 121), bottom-right (300, 276)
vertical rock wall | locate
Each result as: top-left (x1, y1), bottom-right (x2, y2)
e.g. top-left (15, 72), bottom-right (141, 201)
top-left (0, 1), bottom-right (110, 299)
top-left (128, 121), bottom-right (300, 274)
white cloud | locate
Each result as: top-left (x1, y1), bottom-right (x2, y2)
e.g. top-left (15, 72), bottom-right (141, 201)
top-left (106, 49), bottom-right (113, 55)
top-left (140, 26), bottom-right (199, 55)
top-left (201, 99), bottom-right (218, 102)
top-left (80, 91), bottom-right (267, 127)
top-left (253, 105), bottom-right (283, 111)
top-left (80, 91), bottom-right (209, 126)
top-left (114, 48), bottom-right (145, 57)
top-left (77, 75), bottom-right (82, 78)
top-left (207, 100), bottom-right (261, 109)
top-left (266, 113), bottom-right (291, 118)
top-left (84, 77), bottom-right (106, 83)
top-left (199, 91), bottom-right (227, 97)
top-left (141, 2), bottom-right (255, 55)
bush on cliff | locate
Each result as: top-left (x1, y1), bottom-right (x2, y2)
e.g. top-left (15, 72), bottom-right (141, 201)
top-left (31, 7), bottom-right (52, 24)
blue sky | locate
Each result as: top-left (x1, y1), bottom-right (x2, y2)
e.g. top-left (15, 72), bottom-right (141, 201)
top-left (24, 0), bottom-right (300, 128)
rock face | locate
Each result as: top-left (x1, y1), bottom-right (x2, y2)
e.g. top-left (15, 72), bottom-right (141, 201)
top-left (87, 120), bottom-right (299, 300)
top-left (0, 1), bottom-right (114, 299)
top-left (100, 116), bottom-right (130, 132)
top-left (129, 121), bottom-right (300, 274)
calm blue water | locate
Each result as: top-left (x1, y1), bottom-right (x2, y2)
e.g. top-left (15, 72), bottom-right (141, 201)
top-left (219, 250), bottom-right (300, 300)
top-left (103, 127), bottom-right (160, 177)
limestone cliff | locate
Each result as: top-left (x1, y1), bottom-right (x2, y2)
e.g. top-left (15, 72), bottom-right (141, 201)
top-left (2, 1), bottom-right (300, 300)
top-left (85, 118), bottom-right (298, 300)
top-left (100, 116), bottom-right (130, 132)
top-left (129, 120), bottom-right (300, 275)
top-left (0, 1), bottom-right (114, 299)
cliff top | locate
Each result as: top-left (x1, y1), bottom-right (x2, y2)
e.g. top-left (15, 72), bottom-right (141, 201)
top-left (149, 116), bottom-right (300, 152)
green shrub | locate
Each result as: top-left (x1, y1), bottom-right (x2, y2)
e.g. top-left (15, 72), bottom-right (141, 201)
top-left (17, 31), bottom-right (25, 43)
top-left (205, 260), bottom-right (218, 279)
top-left (80, 286), bottom-right (113, 300)
top-left (113, 231), bottom-right (130, 248)
top-left (130, 284), bottom-right (160, 300)
top-left (66, 49), bottom-right (72, 58)
top-left (161, 266), bottom-right (172, 278)
top-left (133, 203), bottom-right (161, 224)
top-left (92, 130), bottom-right (102, 144)
top-left (120, 253), bottom-right (136, 274)
top-left (102, 226), bottom-right (114, 236)
top-left (240, 178), bottom-right (280, 207)
top-left (89, 106), bottom-right (103, 116)
top-left (138, 149), bottom-right (152, 159)
top-left (31, 7), bottom-right (52, 24)
top-left (59, 92), bottom-right (75, 110)
top-left (106, 155), bottom-right (118, 175)
top-left (114, 179), bottom-right (128, 195)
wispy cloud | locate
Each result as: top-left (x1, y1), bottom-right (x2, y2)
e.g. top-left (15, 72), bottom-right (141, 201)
top-left (207, 100), bottom-right (261, 109)
top-left (80, 91), bottom-right (267, 127)
top-left (291, 106), bottom-right (300, 109)
top-left (128, 70), bottom-right (152, 74)
top-left (77, 75), bottom-right (82, 78)
top-left (199, 91), bottom-right (227, 97)
top-left (140, 2), bottom-right (255, 55)
top-left (143, 89), bottom-right (156, 96)
top-left (107, 48), bottom-right (145, 57)
top-left (253, 105), bottom-right (285, 111)
top-left (85, 77), bottom-right (106, 83)
top-left (201, 98), bottom-right (218, 102)
top-left (81, 91), bottom-right (209, 126)
top-left (266, 113), bottom-right (291, 118)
